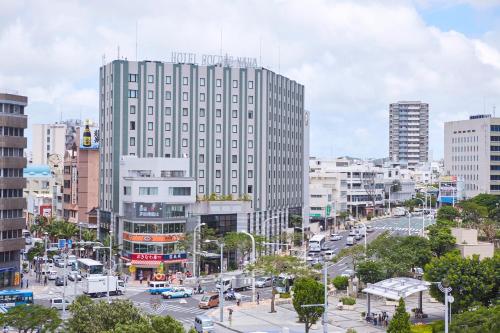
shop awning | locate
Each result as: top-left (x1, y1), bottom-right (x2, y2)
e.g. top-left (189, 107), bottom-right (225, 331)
top-left (131, 260), bottom-right (162, 268)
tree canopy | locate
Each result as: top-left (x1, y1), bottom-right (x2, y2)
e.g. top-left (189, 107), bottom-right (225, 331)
top-left (356, 260), bottom-right (385, 284)
top-left (449, 304), bottom-right (500, 333)
top-left (0, 304), bottom-right (61, 333)
top-left (292, 277), bottom-right (325, 333)
top-left (436, 206), bottom-right (459, 222)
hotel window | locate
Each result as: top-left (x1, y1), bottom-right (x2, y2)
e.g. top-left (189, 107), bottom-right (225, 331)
top-left (183, 92), bottom-right (188, 101)
top-left (148, 122), bottom-right (153, 131)
top-left (216, 124), bottom-right (221, 133)
top-left (232, 95), bottom-right (238, 103)
top-left (182, 108), bottom-right (188, 116)
top-left (183, 77), bottom-right (188, 85)
top-left (199, 139), bottom-right (205, 147)
top-left (248, 155), bottom-right (253, 163)
top-left (166, 91), bottom-right (172, 100)
top-left (232, 185), bottom-right (237, 193)
top-left (216, 94), bottom-right (221, 102)
top-left (169, 187), bottom-right (191, 196)
top-left (248, 170), bottom-right (253, 178)
top-left (232, 170), bottom-right (237, 178)
top-left (139, 187), bottom-right (158, 195)
top-left (130, 105), bottom-right (136, 114)
top-left (216, 155), bottom-right (221, 163)
top-left (248, 111), bottom-right (253, 119)
top-left (200, 108), bottom-right (205, 117)
top-left (198, 185), bottom-right (204, 193)
top-left (148, 106), bottom-right (153, 115)
top-left (128, 74), bottom-right (137, 82)
top-left (199, 124), bottom-right (205, 132)
top-left (216, 139), bottom-right (221, 148)
top-left (182, 123), bottom-right (188, 132)
top-left (130, 121), bottom-right (135, 130)
top-left (247, 185), bottom-right (253, 193)
top-left (199, 170), bottom-right (204, 178)
top-left (199, 78), bottom-right (205, 86)
top-left (148, 90), bottom-right (154, 99)
top-left (232, 140), bottom-right (237, 148)
top-left (128, 90), bottom-right (138, 98)
top-left (182, 139), bottom-right (188, 147)
top-left (232, 155), bottom-right (237, 163)
top-left (232, 110), bottom-right (238, 118)
top-left (248, 96), bottom-right (254, 104)
top-left (165, 138), bottom-right (171, 147)
top-left (248, 80), bottom-right (254, 89)
top-left (248, 125), bottom-right (253, 134)
top-left (148, 75), bottom-right (154, 83)
top-left (199, 154), bottom-right (204, 163)
top-left (248, 140), bottom-right (253, 148)
top-left (165, 75), bottom-right (172, 84)
top-left (232, 125), bottom-right (238, 133)
top-left (216, 170), bottom-right (221, 178)
top-left (147, 138), bottom-right (153, 146)
top-left (200, 93), bottom-right (205, 102)
top-left (165, 107), bottom-right (172, 115)
top-left (165, 122), bottom-right (171, 131)
top-left (233, 80), bottom-right (238, 88)
top-left (216, 109), bottom-right (221, 117)
top-left (215, 185), bottom-right (221, 193)
top-left (216, 79), bottom-right (222, 87)
top-left (129, 137), bottom-right (135, 146)
top-left (123, 186), bottom-right (131, 195)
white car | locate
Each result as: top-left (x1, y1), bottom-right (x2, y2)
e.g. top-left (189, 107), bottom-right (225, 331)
top-left (323, 250), bottom-right (336, 261)
top-left (330, 234), bottom-right (343, 241)
top-left (341, 269), bottom-right (355, 278)
top-left (255, 276), bottom-right (272, 288)
top-left (50, 298), bottom-right (72, 310)
top-left (47, 270), bottom-right (58, 280)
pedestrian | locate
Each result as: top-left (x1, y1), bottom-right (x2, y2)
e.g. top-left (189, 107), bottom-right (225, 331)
top-left (26, 278), bottom-right (29, 288)
top-left (378, 314), bottom-right (382, 326)
top-left (44, 275), bottom-right (47, 286)
top-left (256, 292), bottom-right (260, 305)
top-left (228, 308), bottom-right (233, 325)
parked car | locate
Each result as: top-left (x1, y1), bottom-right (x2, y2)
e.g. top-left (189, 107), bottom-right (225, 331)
top-left (55, 277), bottom-right (67, 286)
top-left (255, 276), bottom-right (272, 288)
top-left (50, 298), bottom-right (72, 310)
top-left (198, 293), bottom-right (219, 309)
top-left (162, 287), bottom-right (193, 299)
top-left (55, 259), bottom-right (65, 268)
top-left (330, 233), bottom-right (342, 241)
top-left (67, 272), bottom-right (82, 282)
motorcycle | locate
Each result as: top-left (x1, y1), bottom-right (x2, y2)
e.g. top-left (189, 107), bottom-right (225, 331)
top-left (194, 287), bottom-right (205, 295)
top-left (225, 290), bottom-right (236, 301)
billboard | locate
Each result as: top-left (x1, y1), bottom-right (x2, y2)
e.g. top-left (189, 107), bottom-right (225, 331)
top-left (79, 124), bottom-right (100, 150)
top-left (136, 203), bottom-right (163, 218)
top-left (39, 205), bottom-right (52, 217)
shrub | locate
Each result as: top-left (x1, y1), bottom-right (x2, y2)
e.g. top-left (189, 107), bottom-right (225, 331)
top-left (279, 292), bottom-right (291, 299)
top-left (411, 324), bottom-right (432, 333)
top-left (340, 296), bottom-right (356, 305)
top-left (332, 275), bottom-right (349, 290)
top-left (346, 329), bottom-right (357, 333)
top-left (431, 320), bottom-right (444, 333)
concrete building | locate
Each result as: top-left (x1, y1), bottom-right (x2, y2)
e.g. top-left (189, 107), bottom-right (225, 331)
top-left (118, 156), bottom-right (195, 278)
top-left (24, 165), bottom-right (54, 226)
top-left (99, 59), bottom-right (308, 244)
top-left (62, 126), bottom-right (99, 230)
top-left (382, 163), bottom-right (416, 204)
top-left (0, 93), bottom-right (27, 288)
top-left (451, 228), bottom-right (494, 260)
top-left (444, 114), bottom-right (500, 198)
top-left (389, 101), bottom-right (429, 169)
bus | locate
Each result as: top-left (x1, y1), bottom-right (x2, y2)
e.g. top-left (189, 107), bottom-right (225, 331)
top-left (309, 234), bottom-right (326, 252)
top-left (76, 258), bottom-right (104, 278)
top-left (0, 290), bottom-right (33, 310)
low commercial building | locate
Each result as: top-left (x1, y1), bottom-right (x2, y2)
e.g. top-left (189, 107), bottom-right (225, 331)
top-left (451, 228), bottom-right (494, 260)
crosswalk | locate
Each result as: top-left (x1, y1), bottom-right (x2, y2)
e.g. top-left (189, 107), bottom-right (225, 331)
top-left (133, 300), bottom-right (207, 325)
top-left (372, 226), bottom-right (421, 232)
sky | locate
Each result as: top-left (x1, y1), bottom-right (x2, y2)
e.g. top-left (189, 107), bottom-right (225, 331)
top-left (1, 0), bottom-right (500, 160)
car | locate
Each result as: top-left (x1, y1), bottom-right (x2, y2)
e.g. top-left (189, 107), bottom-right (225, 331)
top-left (47, 270), bottom-right (58, 280)
top-left (255, 276), bottom-right (272, 288)
top-left (346, 236), bottom-right (355, 246)
top-left (55, 259), bottom-right (65, 268)
top-left (50, 297), bottom-right (72, 310)
top-left (55, 276), bottom-right (67, 286)
top-left (341, 269), bottom-right (355, 278)
top-left (366, 225), bottom-right (374, 233)
top-left (348, 230), bottom-right (356, 237)
top-left (323, 250), bottom-right (336, 260)
top-left (199, 293), bottom-right (219, 309)
top-left (330, 234), bottom-right (343, 241)
top-left (67, 272), bottom-right (82, 282)
top-left (355, 233), bottom-right (362, 241)
top-left (162, 287), bottom-right (193, 299)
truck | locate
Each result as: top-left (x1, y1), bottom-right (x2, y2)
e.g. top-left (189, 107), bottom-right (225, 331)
top-left (83, 276), bottom-right (125, 298)
top-left (216, 273), bottom-right (252, 292)
top-left (393, 207), bottom-right (407, 217)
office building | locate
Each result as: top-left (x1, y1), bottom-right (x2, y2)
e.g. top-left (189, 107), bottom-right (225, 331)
top-left (31, 120), bottom-right (82, 165)
top-left (24, 165), bottom-right (54, 224)
top-left (0, 93), bottom-right (27, 288)
top-left (389, 101), bottom-right (429, 169)
top-left (99, 59), bottom-right (307, 244)
top-left (443, 114), bottom-right (500, 198)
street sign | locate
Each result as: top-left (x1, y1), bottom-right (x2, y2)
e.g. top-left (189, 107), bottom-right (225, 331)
top-left (67, 239), bottom-right (73, 249)
top-left (326, 205), bottom-right (331, 217)
top-left (448, 296), bottom-right (454, 303)
top-left (58, 239), bottom-right (66, 249)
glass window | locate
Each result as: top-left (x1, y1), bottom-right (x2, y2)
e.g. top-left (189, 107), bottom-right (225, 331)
top-left (182, 108), bottom-right (188, 116)
top-left (182, 123), bottom-right (188, 132)
top-left (232, 95), bottom-right (238, 103)
top-left (199, 124), bottom-right (205, 132)
top-left (248, 80), bottom-right (254, 89)
top-left (233, 80), bottom-right (238, 88)
top-left (216, 109), bottom-right (221, 117)
top-left (232, 110), bottom-right (238, 118)
top-left (165, 122), bottom-right (171, 131)
top-left (216, 139), bottom-right (221, 148)
top-left (165, 138), bottom-right (171, 147)
top-left (165, 107), bottom-right (172, 115)
top-left (130, 105), bottom-right (136, 114)
top-left (165, 75), bottom-right (172, 84)
top-left (139, 187), bottom-right (158, 195)
top-left (166, 91), bottom-right (172, 100)
top-left (128, 74), bottom-right (137, 82)
top-left (232, 125), bottom-right (237, 133)
top-left (148, 90), bottom-right (154, 99)
top-left (183, 77), bottom-right (188, 85)
top-left (232, 185), bottom-right (237, 193)
top-left (199, 185), bottom-right (204, 193)
top-left (200, 93), bottom-right (205, 102)
top-left (147, 138), bottom-right (153, 146)
top-left (148, 106), bottom-right (153, 115)
top-left (199, 139), bottom-right (205, 147)
top-left (199, 78), bottom-right (205, 86)
top-left (215, 185), bottom-right (221, 193)
top-left (199, 108), bottom-right (205, 117)
top-left (169, 187), bottom-right (191, 196)
top-left (129, 137), bottom-right (135, 146)
top-left (232, 140), bottom-right (237, 148)
top-left (148, 75), bottom-right (154, 83)
top-left (199, 154), bottom-right (205, 163)
top-left (216, 94), bottom-right (221, 102)
top-left (216, 124), bottom-right (221, 133)
top-left (248, 125), bottom-right (253, 134)
top-left (232, 170), bottom-right (237, 178)
top-left (182, 139), bottom-right (188, 147)
top-left (183, 92), bottom-right (188, 101)
top-left (216, 79), bottom-right (222, 87)
top-left (148, 122), bottom-right (153, 130)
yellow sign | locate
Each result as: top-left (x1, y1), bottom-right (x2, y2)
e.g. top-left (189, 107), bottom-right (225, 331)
top-left (14, 272), bottom-right (20, 286)
top-left (129, 265), bottom-right (136, 273)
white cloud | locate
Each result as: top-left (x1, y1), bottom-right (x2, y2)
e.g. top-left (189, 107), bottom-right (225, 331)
top-left (0, 0), bottom-right (499, 159)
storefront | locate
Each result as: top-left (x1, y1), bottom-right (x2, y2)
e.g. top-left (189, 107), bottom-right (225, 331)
top-left (0, 267), bottom-right (17, 288)
top-left (127, 253), bottom-right (188, 281)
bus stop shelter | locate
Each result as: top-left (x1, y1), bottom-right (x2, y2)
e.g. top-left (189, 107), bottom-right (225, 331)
top-left (362, 277), bottom-right (430, 315)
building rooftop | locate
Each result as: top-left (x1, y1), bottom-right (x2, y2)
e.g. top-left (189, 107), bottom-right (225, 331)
top-left (363, 277), bottom-right (430, 300)
top-left (24, 165), bottom-right (51, 177)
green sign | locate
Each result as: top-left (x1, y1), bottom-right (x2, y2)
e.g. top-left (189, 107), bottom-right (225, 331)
top-left (326, 205), bottom-right (331, 217)
top-left (309, 214), bottom-right (321, 218)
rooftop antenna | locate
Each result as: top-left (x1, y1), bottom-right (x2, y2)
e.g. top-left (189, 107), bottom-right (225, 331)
top-left (102, 54), bottom-right (106, 66)
top-left (117, 45), bottom-right (120, 60)
top-left (494, 105), bottom-right (496, 117)
top-left (259, 36), bottom-right (262, 67)
top-left (135, 21), bottom-right (138, 61)
top-left (219, 29), bottom-right (223, 58)
top-left (278, 44), bottom-right (281, 74)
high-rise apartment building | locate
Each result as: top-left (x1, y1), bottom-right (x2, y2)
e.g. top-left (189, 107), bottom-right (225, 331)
top-left (389, 101), bottom-right (429, 169)
top-left (444, 114), bottom-right (500, 198)
top-left (99, 59), bottom-right (307, 242)
top-left (0, 93), bottom-right (27, 288)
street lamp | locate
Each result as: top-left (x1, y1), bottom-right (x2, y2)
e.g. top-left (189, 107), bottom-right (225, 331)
top-left (91, 235), bottom-right (113, 304)
top-left (241, 231), bottom-right (256, 303)
top-left (294, 226), bottom-right (307, 261)
top-left (43, 232), bottom-right (49, 278)
top-left (193, 222), bottom-right (206, 279)
top-left (205, 239), bottom-right (224, 322)
top-left (356, 222), bottom-right (367, 253)
top-left (413, 197), bottom-right (426, 237)
top-left (438, 280), bottom-right (452, 333)
top-left (408, 212), bottom-right (412, 236)
top-left (263, 215), bottom-right (279, 246)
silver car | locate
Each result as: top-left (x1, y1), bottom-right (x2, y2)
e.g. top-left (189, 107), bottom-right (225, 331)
top-left (255, 276), bottom-right (272, 288)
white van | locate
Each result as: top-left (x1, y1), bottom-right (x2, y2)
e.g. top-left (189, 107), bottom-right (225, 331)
top-left (346, 236), bottom-right (355, 246)
top-left (194, 315), bottom-right (215, 333)
top-left (323, 250), bottom-right (336, 261)
top-left (50, 298), bottom-right (72, 310)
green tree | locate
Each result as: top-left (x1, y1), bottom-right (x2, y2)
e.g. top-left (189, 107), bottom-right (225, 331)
top-left (427, 225), bottom-right (456, 257)
top-left (332, 275), bottom-right (349, 290)
top-left (0, 304), bottom-right (61, 333)
top-left (103, 315), bottom-right (187, 333)
top-left (223, 232), bottom-right (254, 260)
top-left (387, 298), bottom-right (411, 333)
top-left (356, 260), bottom-right (385, 284)
top-left (468, 193), bottom-right (500, 212)
top-left (150, 315), bottom-right (185, 333)
top-left (424, 252), bottom-right (497, 313)
top-left (459, 201), bottom-right (488, 229)
top-left (27, 242), bottom-right (44, 262)
top-left (333, 244), bottom-right (365, 271)
top-left (47, 219), bottom-right (79, 241)
top-left (449, 304), bottom-right (500, 333)
top-left (436, 206), bottom-right (459, 222)
top-left (247, 255), bottom-right (311, 313)
top-left (292, 277), bottom-right (325, 333)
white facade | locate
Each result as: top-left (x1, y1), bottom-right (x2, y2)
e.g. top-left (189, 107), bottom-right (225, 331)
top-left (389, 101), bottom-right (429, 169)
top-left (444, 115), bottom-right (500, 198)
top-left (31, 123), bottom-right (67, 165)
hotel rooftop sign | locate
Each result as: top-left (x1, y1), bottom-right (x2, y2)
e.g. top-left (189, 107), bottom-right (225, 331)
top-left (170, 51), bottom-right (258, 68)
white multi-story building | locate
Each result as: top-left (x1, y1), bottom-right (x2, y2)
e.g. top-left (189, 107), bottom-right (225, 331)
top-left (444, 114), bottom-right (500, 198)
top-left (99, 59), bottom-right (308, 244)
top-left (119, 156), bottom-right (196, 278)
top-left (389, 101), bottom-right (429, 169)
top-left (31, 123), bottom-right (67, 165)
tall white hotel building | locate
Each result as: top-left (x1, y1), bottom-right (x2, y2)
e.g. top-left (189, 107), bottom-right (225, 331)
top-left (99, 59), bottom-right (309, 247)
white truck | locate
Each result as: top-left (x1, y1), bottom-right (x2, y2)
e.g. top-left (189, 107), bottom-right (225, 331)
top-left (216, 274), bottom-right (252, 292)
top-left (83, 276), bottom-right (125, 298)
